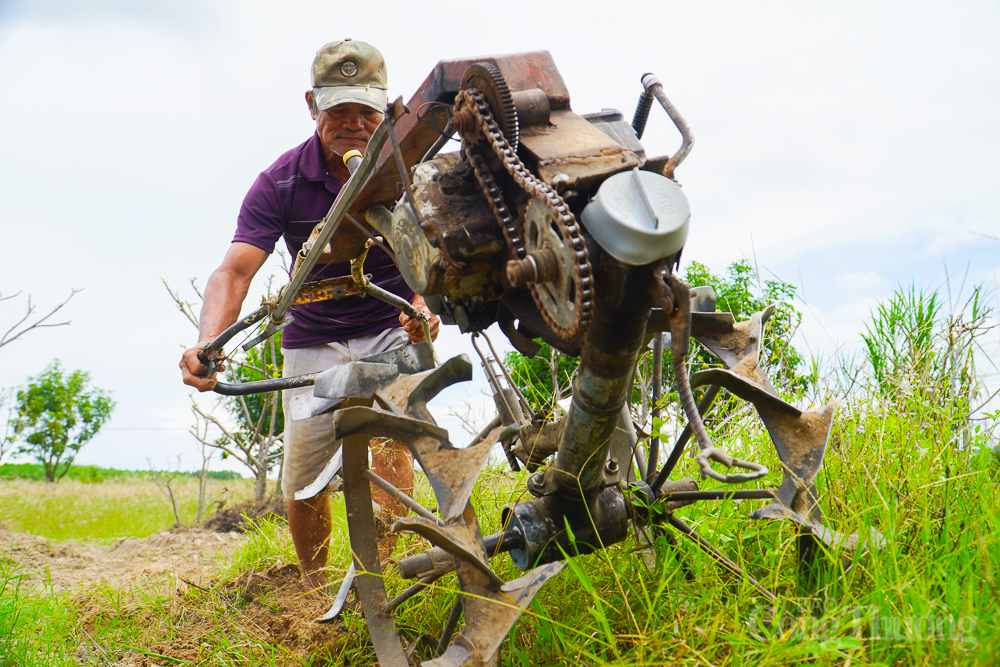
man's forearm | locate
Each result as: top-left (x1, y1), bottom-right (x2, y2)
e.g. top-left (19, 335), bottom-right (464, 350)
top-left (197, 267), bottom-right (252, 346)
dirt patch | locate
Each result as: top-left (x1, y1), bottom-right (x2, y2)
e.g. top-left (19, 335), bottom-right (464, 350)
top-left (200, 498), bottom-right (288, 534)
top-left (0, 522), bottom-right (244, 594)
top-left (109, 563), bottom-right (346, 666)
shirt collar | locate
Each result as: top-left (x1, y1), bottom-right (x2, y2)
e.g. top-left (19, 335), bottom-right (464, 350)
top-left (301, 132), bottom-right (342, 192)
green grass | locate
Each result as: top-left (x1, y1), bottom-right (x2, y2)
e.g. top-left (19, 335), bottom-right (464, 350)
top-left (0, 555), bottom-right (77, 666)
top-left (0, 462), bottom-right (243, 482)
top-left (0, 403), bottom-right (997, 665)
top-left (0, 476), bottom-right (255, 541)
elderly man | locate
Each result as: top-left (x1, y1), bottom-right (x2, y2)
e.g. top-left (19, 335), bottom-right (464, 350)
top-left (180, 39), bottom-right (439, 589)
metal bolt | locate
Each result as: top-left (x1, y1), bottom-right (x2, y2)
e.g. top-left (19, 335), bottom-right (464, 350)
top-left (606, 457), bottom-right (619, 474)
top-left (506, 249), bottom-right (560, 288)
top-left (451, 109), bottom-right (477, 136)
top-left (506, 256), bottom-right (538, 287)
top-left (529, 472), bottom-right (545, 488)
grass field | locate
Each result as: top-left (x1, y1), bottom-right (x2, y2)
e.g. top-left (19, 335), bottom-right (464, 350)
top-left (0, 473), bottom-right (256, 542)
top-left (1, 395), bottom-right (997, 665)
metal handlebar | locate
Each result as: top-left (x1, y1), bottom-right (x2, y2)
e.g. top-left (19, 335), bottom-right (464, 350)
top-left (637, 73), bottom-right (695, 179)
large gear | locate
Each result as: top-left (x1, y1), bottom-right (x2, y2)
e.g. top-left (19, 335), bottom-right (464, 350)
top-left (455, 73), bottom-right (593, 340)
top-left (460, 62), bottom-right (519, 152)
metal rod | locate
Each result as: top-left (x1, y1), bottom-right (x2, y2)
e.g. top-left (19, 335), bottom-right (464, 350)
top-left (470, 334), bottom-right (505, 395)
top-left (212, 372), bottom-right (318, 396)
top-left (633, 444), bottom-right (648, 481)
top-left (362, 469), bottom-right (439, 523)
top-left (640, 73), bottom-right (694, 178)
top-left (646, 333), bottom-right (664, 484)
top-left (383, 573), bottom-right (440, 614)
top-left (467, 414), bottom-right (502, 448)
top-left (363, 204), bottom-right (395, 241)
top-left (275, 120), bottom-right (389, 319)
top-left (552, 265), bottom-right (654, 495)
top-left (198, 304), bottom-right (270, 365)
top-left (652, 384), bottom-right (721, 492)
top-left (344, 212), bottom-right (395, 263)
top-left (661, 489), bottom-right (775, 501)
top-left (485, 526), bottom-right (525, 557)
top-left (435, 598), bottom-right (463, 656)
top-left (665, 514), bottom-right (776, 603)
top-left (385, 100), bottom-right (425, 228)
top-left (470, 334), bottom-right (519, 426)
top-left (480, 330), bottom-right (532, 416)
top-left (663, 531), bottom-right (695, 581)
top-left (349, 247), bottom-right (434, 357)
top-left (618, 404), bottom-right (645, 482)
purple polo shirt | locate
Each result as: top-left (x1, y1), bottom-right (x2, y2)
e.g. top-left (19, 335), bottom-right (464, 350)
top-left (234, 133), bottom-right (413, 349)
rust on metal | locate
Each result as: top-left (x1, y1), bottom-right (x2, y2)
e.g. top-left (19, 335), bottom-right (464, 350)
top-left (291, 277), bottom-right (362, 305)
top-left (519, 110), bottom-right (642, 191)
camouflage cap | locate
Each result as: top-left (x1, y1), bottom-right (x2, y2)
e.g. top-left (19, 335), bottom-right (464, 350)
top-left (311, 39), bottom-right (388, 112)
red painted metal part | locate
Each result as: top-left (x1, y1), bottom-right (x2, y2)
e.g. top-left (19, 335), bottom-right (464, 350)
top-left (323, 51), bottom-right (569, 264)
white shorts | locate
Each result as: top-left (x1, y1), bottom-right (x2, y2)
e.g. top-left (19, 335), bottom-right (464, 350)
top-left (280, 327), bottom-right (410, 496)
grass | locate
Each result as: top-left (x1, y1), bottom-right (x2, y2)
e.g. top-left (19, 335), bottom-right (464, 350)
top-left (0, 463), bottom-right (243, 483)
top-left (0, 404), bottom-right (997, 665)
top-left (0, 555), bottom-right (78, 666)
top-left (0, 475), bottom-right (256, 541)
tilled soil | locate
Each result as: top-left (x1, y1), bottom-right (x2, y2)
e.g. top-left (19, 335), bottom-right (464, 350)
top-left (101, 563), bottom-right (347, 666)
top-left (2, 521), bottom-right (350, 664)
top-left (0, 522), bottom-right (244, 594)
top-left (200, 497), bottom-right (288, 534)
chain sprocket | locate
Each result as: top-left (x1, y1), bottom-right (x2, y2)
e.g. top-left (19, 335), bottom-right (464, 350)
top-left (455, 78), bottom-right (593, 340)
top-left (460, 62), bottom-right (519, 152)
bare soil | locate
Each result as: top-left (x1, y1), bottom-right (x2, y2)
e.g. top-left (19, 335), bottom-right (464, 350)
top-left (99, 563), bottom-right (346, 666)
top-left (200, 497), bottom-right (288, 534)
top-left (2, 519), bottom-right (348, 664)
top-left (0, 522), bottom-right (244, 594)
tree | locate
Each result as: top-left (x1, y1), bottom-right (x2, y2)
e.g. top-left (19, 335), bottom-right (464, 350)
top-left (165, 278), bottom-right (285, 501)
top-left (1, 289), bottom-right (80, 465)
top-left (682, 259), bottom-right (807, 394)
top-left (505, 342), bottom-right (577, 418)
top-left (10, 360), bottom-right (115, 482)
top-left (506, 259), bottom-right (809, 417)
top-left (190, 332), bottom-right (285, 502)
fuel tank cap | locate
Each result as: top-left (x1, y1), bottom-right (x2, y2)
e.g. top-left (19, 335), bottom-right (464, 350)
top-left (580, 168), bottom-right (690, 266)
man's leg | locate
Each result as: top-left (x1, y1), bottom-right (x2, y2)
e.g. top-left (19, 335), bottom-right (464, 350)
top-left (282, 344), bottom-right (350, 588)
top-left (287, 493), bottom-right (331, 590)
top-left (370, 438), bottom-right (414, 517)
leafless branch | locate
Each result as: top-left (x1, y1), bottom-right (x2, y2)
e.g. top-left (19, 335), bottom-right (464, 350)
top-left (148, 456), bottom-right (184, 527)
top-left (161, 279), bottom-right (200, 330)
top-left (0, 289), bottom-right (81, 349)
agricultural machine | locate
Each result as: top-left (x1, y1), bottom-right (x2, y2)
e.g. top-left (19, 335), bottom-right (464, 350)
top-left (199, 51), bottom-right (882, 666)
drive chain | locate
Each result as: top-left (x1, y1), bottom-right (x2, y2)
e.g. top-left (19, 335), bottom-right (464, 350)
top-left (457, 89), bottom-right (593, 339)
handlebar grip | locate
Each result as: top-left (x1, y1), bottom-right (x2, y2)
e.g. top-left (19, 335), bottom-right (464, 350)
top-left (196, 346), bottom-right (221, 377)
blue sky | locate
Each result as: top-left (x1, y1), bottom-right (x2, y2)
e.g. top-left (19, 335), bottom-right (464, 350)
top-left (1, 0), bottom-right (997, 472)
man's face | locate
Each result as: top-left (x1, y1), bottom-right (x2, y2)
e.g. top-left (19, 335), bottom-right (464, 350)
top-left (311, 99), bottom-right (383, 158)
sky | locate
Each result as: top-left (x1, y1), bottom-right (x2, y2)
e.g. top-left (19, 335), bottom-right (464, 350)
top-left (0, 0), bottom-right (997, 474)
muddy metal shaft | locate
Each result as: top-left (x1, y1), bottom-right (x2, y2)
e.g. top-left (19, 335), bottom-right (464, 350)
top-left (552, 261), bottom-right (655, 495)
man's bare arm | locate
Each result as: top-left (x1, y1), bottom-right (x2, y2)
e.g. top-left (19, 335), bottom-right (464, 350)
top-left (180, 242), bottom-right (269, 392)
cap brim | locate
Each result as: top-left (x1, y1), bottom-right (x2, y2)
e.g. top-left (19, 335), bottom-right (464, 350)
top-left (313, 85), bottom-right (387, 112)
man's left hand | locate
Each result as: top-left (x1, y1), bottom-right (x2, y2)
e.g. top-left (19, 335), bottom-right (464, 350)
top-left (400, 295), bottom-right (440, 343)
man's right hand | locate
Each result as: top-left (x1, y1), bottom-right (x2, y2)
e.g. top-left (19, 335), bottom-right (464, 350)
top-left (180, 345), bottom-right (224, 392)
top-left (180, 242), bottom-right (268, 393)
